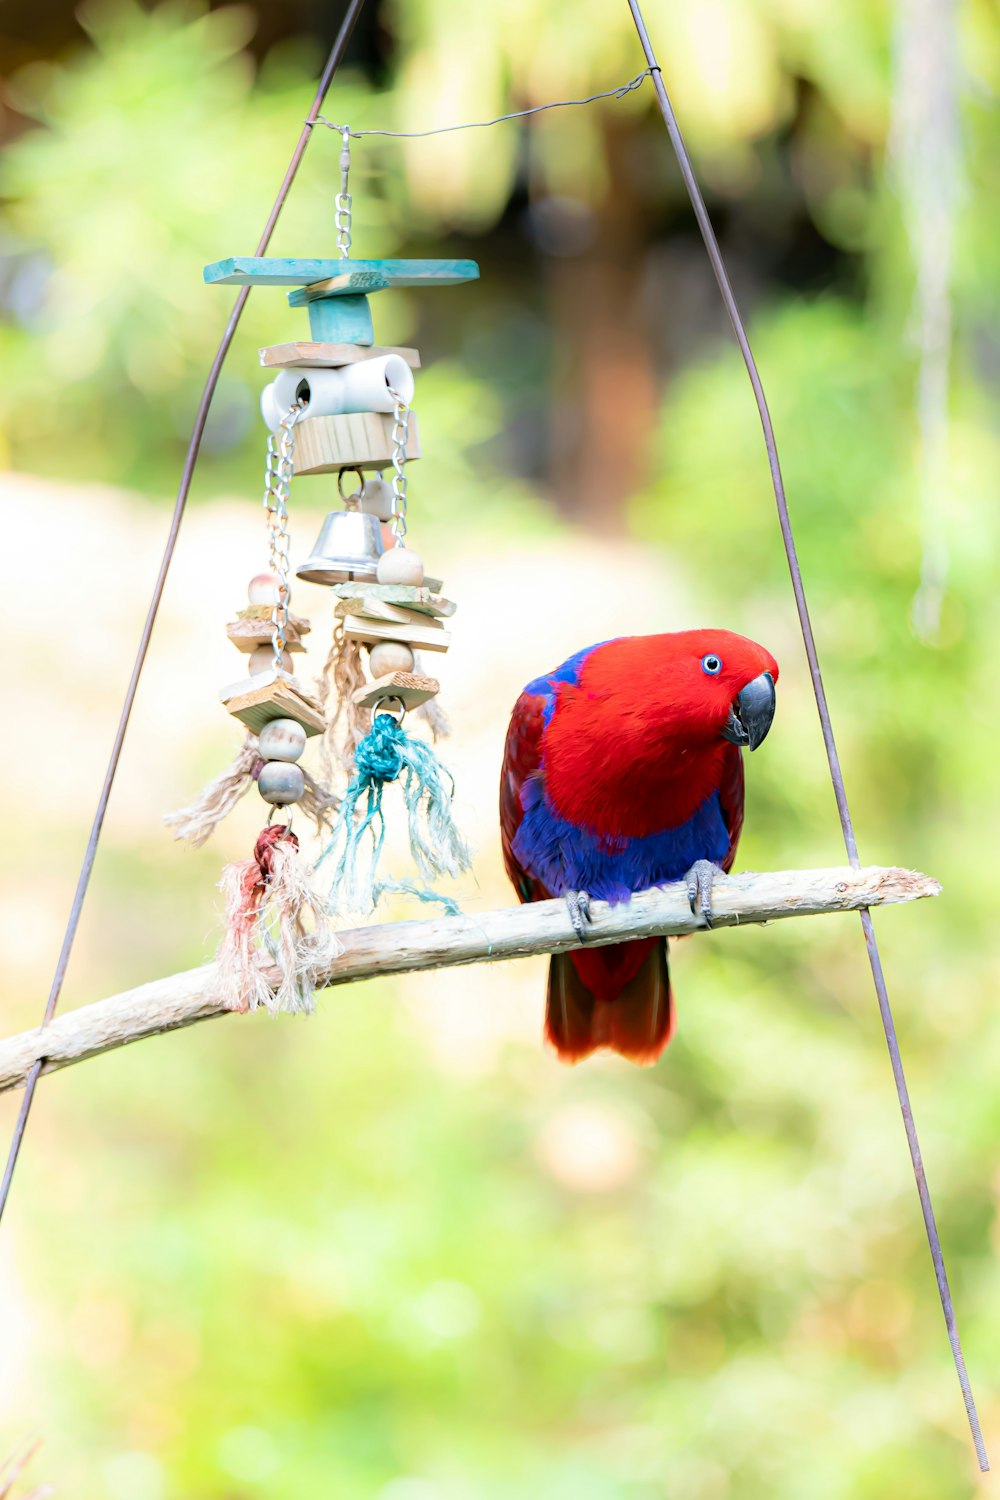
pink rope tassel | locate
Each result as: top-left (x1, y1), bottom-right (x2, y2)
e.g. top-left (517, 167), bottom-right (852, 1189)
top-left (217, 825), bottom-right (342, 1014)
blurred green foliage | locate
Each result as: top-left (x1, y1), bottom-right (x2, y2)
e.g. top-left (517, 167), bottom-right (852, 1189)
top-left (2, 1), bottom-right (1000, 1497)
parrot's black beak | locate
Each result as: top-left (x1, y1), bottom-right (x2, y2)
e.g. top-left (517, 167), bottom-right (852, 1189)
top-left (722, 671), bottom-right (776, 751)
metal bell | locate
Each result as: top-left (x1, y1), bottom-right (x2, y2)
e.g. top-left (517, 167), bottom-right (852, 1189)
top-left (296, 504), bottom-right (384, 585)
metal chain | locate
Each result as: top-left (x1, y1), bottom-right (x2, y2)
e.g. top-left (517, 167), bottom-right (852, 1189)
top-left (336, 126), bottom-right (352, 258)
top-left (262, 401), bottom-right (305, 669)
top-left (387, 388), bottom-right (409, 545)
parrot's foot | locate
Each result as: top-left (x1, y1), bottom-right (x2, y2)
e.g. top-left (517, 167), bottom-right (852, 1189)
top-left (565, 889), bottom-right (592, 943)
top-left (685, 860), bottom-right (724, 928)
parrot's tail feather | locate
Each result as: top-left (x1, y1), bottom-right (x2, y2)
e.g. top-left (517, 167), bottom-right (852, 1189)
top-left (545, 939), bottom-right (674, 1066)
top-left (609, 941), bottom-right (675, 1063)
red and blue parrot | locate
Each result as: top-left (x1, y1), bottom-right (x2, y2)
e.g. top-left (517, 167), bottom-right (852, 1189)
top-left (500, 631), bottom-right (778, 1065)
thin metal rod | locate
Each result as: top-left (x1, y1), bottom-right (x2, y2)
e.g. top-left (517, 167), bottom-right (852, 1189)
top-left (0, 0), bottom-right (368, 1227)
top-left (624, 0), bottom-right (988, 1470)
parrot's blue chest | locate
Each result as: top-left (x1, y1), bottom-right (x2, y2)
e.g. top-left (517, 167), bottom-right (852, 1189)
top-left (512, 774), bottom-right (730, 903)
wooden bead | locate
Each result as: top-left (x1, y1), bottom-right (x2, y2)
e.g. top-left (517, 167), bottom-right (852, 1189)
top-left (248, 572), bottom-right (282, 606)
top-left (360, 478), bottom-right (395, 523)
top-left (376, 547), bottom-right (425, 586)
top-left (368, 640), bottom-right (415, 675)
top-left (257, 761), bottom-right (305, 805)
top-left (250, 645), bottom-right (292, 675)
top-left (257, 718), bottom-right (307, 763)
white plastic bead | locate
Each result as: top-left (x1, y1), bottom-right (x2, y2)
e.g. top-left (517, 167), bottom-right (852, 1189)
top-left (248, 572), bottom-right (282, 606)
top-left (257, 718), bottom-right (307, 763)
top-left (249, 644), bottom-right (293, 675)
top-left (257, 761), bottom-right (305, 805)
top-left (376, 547), bottom-right (425, 586)
top-left (368, 640), bottom-right (415, 676)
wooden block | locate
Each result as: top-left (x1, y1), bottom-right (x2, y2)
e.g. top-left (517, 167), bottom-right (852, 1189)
top-left (259, 343), bottom-right (421, 370)
top-left (220, 671), bottom-right (325, 736)
top-left (329, 583), bottom-right (454, 617)
top-left (204, 257), bottom-right (481, 289)
top-left (292, 412), bottom-right (422, 475)
top-left (226, 606), bottom-right (310, 651)
top-left (342, 613), bottom-right (451, 653)
top-left (352, 671), bottom-right (440, 711)
top-left (225, 619), bottom-right (306, 653)
top-left (306, 294), bottom-right (373, 345)
top-left (235, 606), bottom-right (311, 634)
top-left (336, 597), bottom-right (450, 628)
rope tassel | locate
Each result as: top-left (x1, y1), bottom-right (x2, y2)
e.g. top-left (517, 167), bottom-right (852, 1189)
top-left (411, 650), bottom-right (450, 742)
top-left (318, 713), bottom-right (471, 914)
top-left (217, 824), bottom-right (342, 1014)
top-left (317, 618), bottom-right (370, 778)
top-left (165, 734), bottom-right (339, 846)
top-left (164, 734), bottom-right (260, 847)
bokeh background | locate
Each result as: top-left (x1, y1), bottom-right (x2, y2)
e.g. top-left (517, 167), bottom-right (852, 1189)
top-left (1, 0), bottom-right (998, 1495)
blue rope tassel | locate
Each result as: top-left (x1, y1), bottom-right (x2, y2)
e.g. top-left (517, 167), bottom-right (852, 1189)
top-left (318, 714), bottom-right (472, 914)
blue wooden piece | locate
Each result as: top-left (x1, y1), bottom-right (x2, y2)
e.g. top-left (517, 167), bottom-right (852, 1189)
top-left (203, 257), bottom-right (480, 289)
top-left (306, 294), bottom-right (374, 345)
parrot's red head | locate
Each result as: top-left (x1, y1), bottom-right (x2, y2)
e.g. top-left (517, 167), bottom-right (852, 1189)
top-left (625, 628), bottom-right (779, 751)
top-left (542, 630), bottom-right (779, 838)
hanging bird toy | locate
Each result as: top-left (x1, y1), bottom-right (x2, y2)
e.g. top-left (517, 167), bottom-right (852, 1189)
top-left (172, 396), bottom-right (341, 1013)
top-left (188, 133), bottom-right (478, 1002)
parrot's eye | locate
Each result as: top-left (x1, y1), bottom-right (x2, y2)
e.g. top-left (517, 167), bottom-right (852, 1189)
top-left (701, 654), bottom-right (723, 675)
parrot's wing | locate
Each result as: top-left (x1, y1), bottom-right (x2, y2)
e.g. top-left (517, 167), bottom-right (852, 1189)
top-left (500, 690), bottom-right (551, 904)
top-left (718, 741), bottom-right (746, 873)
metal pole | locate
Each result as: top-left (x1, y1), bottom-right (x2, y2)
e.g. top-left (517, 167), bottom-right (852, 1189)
top-left (624, 0), bottom-right (988, 1470)
top-left (0, 0), bottom-right (369, 1226)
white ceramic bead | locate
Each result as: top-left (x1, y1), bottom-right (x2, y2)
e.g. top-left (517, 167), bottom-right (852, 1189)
top-left (260, 381), bottom-right (284, 433)
top-left (368, 640), bottom-right (415, 676)
top-left (249, 644), bottom-right (293, 675)
top-left (257, 761), bottom-right (305, 805)
top-left (376, 547), bottom-right (425, 586)
top-left (248, 572), bottom-right (282, 606)
top-left (257, 718), bottom-right (307, 763)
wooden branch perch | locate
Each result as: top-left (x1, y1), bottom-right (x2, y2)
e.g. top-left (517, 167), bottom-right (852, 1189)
top-left (0, 865), bottom-right (939, 1096)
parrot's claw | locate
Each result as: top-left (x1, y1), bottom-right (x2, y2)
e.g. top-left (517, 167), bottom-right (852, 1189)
top-left (565, 889), bottom-right (593, 943)
top-left (685, 860), bottom-right (723, 929)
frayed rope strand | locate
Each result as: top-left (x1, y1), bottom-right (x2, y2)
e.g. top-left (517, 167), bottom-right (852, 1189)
top-left (317, 618), bottom-right (370, 777)
top-left (217, 825), bottom-right (342, 1014)
top-left (165, 733), bottom-right (339, 845)
top-left (411, 651), bottom-right (450, 742)
top-left (318, 714), bottom-right (471, 914)
top-left (164, 734), bottom-right (259, 846)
